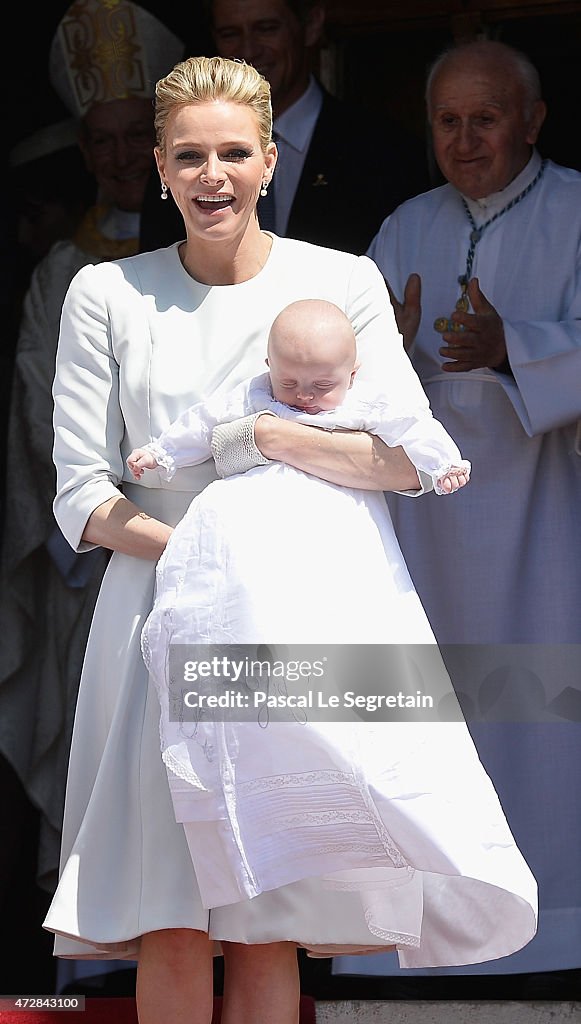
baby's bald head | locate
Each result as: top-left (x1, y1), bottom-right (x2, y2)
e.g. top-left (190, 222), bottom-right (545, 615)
top-left (268, 299), bottom-right (357, 367)
top-left (267, 299), bottom-right (359, 414)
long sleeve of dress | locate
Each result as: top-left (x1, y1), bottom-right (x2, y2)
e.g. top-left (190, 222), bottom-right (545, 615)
top-left (52, 265), bottom-right (127, 553)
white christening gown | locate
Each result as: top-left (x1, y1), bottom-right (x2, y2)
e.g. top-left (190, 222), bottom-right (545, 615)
top-left (140, 372), bottom-right (537, 967)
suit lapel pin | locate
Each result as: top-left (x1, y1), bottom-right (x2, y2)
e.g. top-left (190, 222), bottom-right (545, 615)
top-left (312, 173), bottom-right (328, 187)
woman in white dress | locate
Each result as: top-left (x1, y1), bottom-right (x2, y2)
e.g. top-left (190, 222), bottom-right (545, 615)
top-left (45, 56), bottom-right (537, 1024)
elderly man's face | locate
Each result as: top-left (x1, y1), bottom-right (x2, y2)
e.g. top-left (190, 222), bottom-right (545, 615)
top-left (212, 0), bottom-right (323, 116)
top-left (429, 58), bottom-right (545, 199)
top-left (80, 97), bottom-right (155, 212)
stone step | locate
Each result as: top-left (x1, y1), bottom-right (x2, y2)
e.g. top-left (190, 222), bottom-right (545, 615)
top-left (314, 1000), bottom-right (581, 1023)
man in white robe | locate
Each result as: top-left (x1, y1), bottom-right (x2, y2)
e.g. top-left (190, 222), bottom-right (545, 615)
top-left (335, 39), bottom-right (581, 988)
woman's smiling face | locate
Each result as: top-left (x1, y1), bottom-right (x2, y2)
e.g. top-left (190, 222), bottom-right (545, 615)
top-left (155, 100), bottom-right (276, 243)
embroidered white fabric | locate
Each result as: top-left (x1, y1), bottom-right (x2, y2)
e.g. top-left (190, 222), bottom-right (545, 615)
top-left (210, 410), bottom-right (276, 478)
top-left (143, 440), bottom-right (178, 481)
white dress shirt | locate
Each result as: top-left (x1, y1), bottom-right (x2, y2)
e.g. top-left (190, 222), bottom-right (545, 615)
top-left (271, 75), bottom-right (323, 235)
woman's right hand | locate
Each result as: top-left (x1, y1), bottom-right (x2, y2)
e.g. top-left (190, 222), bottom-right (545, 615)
top-left (81, 495), bottom-right (173, 560)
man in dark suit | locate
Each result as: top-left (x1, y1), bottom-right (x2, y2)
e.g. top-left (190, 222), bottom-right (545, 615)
top-left (139, 0), bottom-right (429, 255)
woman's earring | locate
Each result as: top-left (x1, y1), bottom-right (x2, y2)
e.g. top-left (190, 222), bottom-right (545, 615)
top-left (161, 182), bottom-right (168, 200)
top-left (260, 181), bottom-right (268, 198)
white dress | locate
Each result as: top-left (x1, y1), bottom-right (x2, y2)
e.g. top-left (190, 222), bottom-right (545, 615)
top-left (44, 236), bottom-right (536, 968)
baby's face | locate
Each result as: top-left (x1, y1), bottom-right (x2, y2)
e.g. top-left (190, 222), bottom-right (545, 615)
top-left (268, 350), bottom-right (356, 414)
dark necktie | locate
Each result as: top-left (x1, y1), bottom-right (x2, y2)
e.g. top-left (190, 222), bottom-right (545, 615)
top-left (259, 131), bottom-right (278, 233)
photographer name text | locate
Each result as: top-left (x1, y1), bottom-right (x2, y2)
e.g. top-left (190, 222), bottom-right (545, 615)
top-left (181, 689), bottom-right (434, 712)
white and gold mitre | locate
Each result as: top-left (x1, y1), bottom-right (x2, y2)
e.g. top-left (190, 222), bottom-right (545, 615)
top-left (49, 0), bottom-right (184, 118)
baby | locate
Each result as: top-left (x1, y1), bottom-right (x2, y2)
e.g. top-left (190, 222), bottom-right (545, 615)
top-left (126, 298), bottom-right (473, 914)
top-left (128, 298), bottom-right (470, 494)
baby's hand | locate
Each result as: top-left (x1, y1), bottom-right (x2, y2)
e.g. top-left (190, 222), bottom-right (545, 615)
top-left (127, 448), bottom-right (158, 480)
top-left (436, 465), bottom-right (471, 494)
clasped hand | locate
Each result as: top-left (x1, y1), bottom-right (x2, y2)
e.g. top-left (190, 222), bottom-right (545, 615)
top-left (436, 465), bottom-right (470, 494)
top-left (389, 274), bottom-right (508, 371)
top-left (127, 448), bottom-right (158, 479)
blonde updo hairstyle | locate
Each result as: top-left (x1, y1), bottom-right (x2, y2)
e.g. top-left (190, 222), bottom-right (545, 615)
top-left (155, 56), bottom-right (273, 154)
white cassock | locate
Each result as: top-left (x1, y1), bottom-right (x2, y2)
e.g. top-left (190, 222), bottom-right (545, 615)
top-left (334, 150), bottom-right (581, 977)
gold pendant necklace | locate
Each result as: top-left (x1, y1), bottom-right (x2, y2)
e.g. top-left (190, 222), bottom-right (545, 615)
top-left (434, 283), bottom-right (469, 334)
